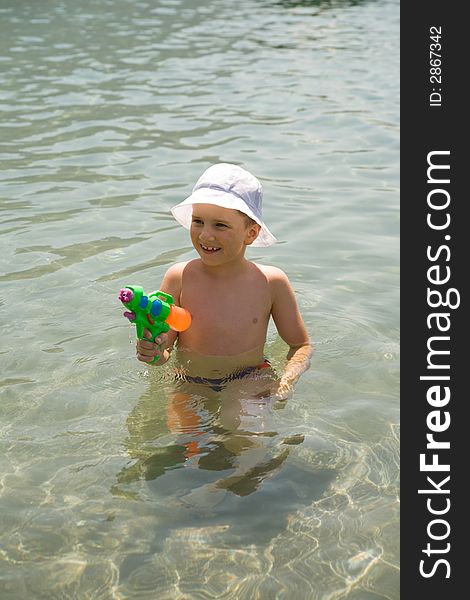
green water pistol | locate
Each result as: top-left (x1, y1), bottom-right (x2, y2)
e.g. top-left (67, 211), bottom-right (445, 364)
top-left (118, 286), bottom-right (192, 363)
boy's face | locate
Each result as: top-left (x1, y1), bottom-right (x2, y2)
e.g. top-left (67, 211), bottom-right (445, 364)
top-left (190, 204), bottom-right (260, 265)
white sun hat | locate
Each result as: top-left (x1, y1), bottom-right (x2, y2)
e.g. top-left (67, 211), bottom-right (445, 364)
top-left (170, 163), bottom-right (277, 247)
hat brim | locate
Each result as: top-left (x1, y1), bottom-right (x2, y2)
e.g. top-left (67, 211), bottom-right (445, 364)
top-left (170, 188), bottom-right (277, 247)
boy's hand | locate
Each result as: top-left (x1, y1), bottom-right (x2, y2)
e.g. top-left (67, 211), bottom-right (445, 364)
top-left (136, 329), bottom-right (168, 364)
top-left (255, 378), bottom-right (293, 402)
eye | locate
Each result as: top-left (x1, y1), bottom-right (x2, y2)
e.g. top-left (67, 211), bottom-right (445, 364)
top-left (216, 223), bottom-right (228, 228)
top-left (192, 218), bottom-right (203, 225)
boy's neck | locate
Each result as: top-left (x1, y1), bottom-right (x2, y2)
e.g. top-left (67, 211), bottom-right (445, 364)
top-left (198, 256), bottom-right (250, 278)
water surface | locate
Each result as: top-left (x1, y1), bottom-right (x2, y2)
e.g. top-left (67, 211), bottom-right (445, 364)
top-left (0, 0), bottom-right (399, 598)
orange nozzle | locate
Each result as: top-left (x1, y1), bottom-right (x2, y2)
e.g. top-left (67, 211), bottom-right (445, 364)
top-left (166, 305), bottom-right (192, 332)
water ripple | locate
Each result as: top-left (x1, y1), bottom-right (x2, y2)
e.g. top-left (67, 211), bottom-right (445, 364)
top-left (0, 0), bottom-right (399, 597)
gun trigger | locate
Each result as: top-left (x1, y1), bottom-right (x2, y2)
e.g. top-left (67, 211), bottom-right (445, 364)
top-left (147, 314), bottom-right (155, 325)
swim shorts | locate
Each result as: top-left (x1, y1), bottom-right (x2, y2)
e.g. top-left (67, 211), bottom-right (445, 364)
top-left (176, 359), bottom-right (272, 392)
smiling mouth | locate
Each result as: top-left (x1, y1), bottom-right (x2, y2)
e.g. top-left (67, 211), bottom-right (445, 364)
top-left (200, 243), bottom-right (221, 253)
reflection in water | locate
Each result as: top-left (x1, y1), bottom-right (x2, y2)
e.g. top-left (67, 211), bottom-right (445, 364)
top-left (113, 372), bottom-right (297, 502)
top-left (111, 372), bottom-right (339, 550)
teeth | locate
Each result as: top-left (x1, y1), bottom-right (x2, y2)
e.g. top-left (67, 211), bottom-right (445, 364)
top-left (201, 244), bottom-right (219, 251)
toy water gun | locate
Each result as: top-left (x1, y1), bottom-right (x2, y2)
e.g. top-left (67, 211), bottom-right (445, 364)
top-left (118, 285), bottom-right (191, 363)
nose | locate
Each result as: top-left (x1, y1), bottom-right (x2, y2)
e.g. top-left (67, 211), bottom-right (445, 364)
top-left (200, 224), bottom-right (216, 241)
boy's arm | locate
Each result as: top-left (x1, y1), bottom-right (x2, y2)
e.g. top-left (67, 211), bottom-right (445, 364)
top-left (269, 267), bottom-right (314, 397)
top-left (136, 262), bottom-right (184, 365)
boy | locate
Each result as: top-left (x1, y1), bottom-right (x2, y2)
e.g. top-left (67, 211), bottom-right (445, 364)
top-left (136, 163), bottom-right (312, 400)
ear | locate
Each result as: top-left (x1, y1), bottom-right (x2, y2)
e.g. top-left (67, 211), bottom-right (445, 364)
top-left (244, 223), bottom-right (261, 246)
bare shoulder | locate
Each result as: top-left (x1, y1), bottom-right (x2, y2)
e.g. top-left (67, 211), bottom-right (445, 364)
top-left (254, 263), bottom-right (291, 286)
top-left (164, 260), bottom-right (190, 276)
top-left (160, 261), bottom-right (190, 304)
top-left (162, 261), bottom-right (188, 284)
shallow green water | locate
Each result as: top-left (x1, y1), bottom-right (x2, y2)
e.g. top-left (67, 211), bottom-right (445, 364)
top-left (0, 0), bottom-right (399, 598)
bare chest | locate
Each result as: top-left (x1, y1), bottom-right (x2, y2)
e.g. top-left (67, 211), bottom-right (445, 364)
top-left (179, 276), bottom-right (272, 353)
